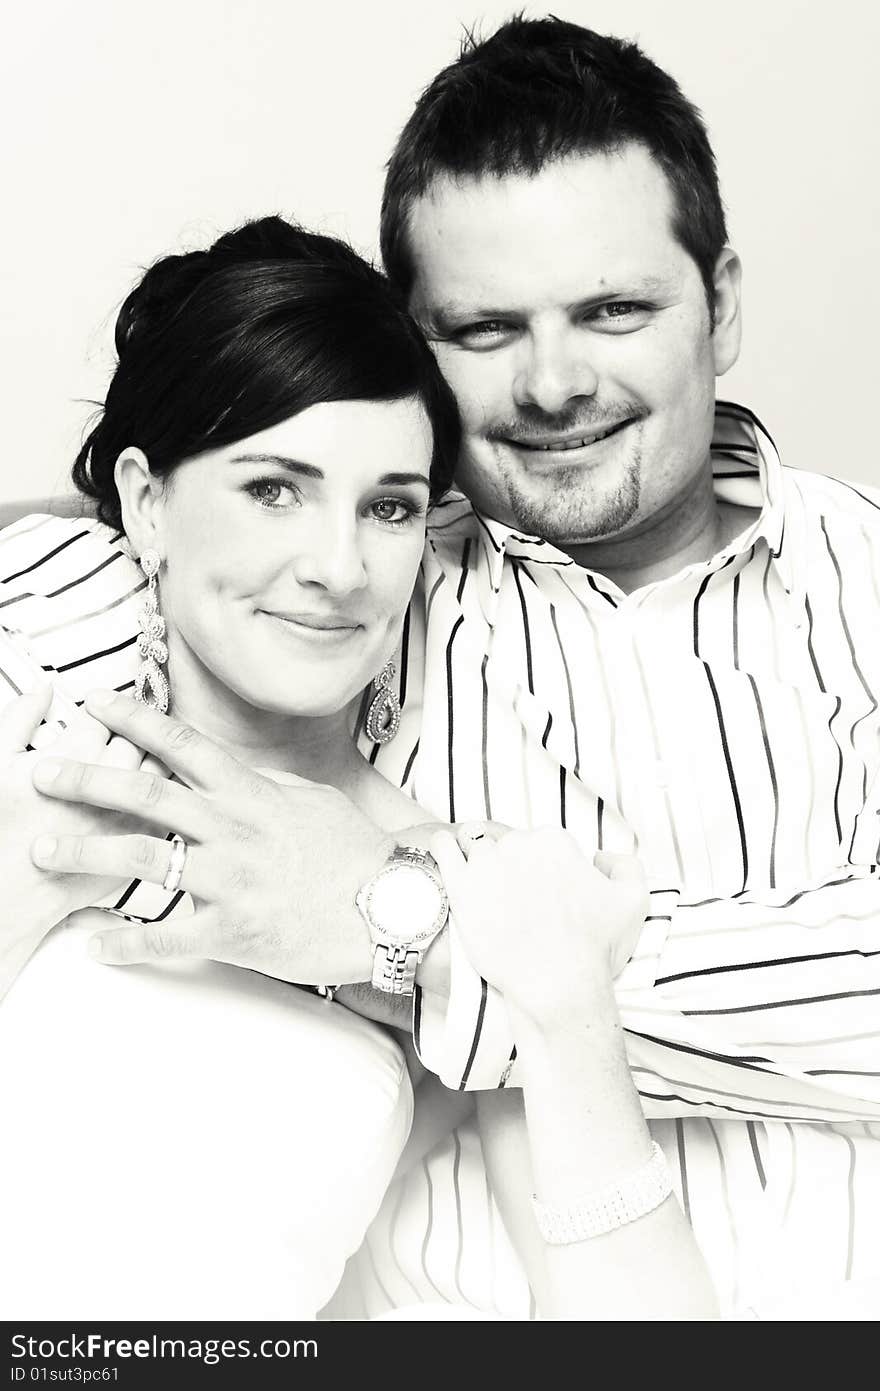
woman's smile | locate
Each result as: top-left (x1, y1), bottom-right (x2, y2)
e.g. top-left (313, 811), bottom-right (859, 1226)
top-left (259, 607), bottom-right (364, 644)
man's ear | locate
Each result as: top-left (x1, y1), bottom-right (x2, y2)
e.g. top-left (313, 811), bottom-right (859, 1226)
top-left (114, 448), bottom-right (165, 559)
top-left (711, 247), bottom-right (742, 377)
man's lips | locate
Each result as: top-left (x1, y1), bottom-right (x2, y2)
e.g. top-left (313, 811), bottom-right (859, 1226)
top-left (496, 417), bottom-right (636, 452)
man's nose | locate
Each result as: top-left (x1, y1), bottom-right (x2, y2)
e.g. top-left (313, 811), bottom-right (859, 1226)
top-left (513, 327), bottom-right (599, 414)
top-left (292, 511), bottom-right (368, 596)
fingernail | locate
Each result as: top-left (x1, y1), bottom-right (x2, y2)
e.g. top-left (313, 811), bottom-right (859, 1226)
top-left (32, 835), bottom-right (57, 862)
top-left (87, 689), bottom-right (115, 708)
top-left (34, 759), bottom-right (61, 784)
top-left (88, 937), bottom-right (104, 961)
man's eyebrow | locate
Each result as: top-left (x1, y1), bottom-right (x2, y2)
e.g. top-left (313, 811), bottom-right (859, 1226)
top-left (426, 303), bottom-right (503, 329)
top-left (585, 274), bottom-right (675, 300)
top-left (227, 454), bottom-right (429, 487)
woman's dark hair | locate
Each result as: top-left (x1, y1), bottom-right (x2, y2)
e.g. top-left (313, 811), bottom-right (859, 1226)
top-left (73, 216), bottom-right (460, 528)
top-left (381, 16), bottom-right (727, 320)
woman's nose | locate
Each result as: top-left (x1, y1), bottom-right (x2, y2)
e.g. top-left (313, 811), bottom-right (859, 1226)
top-left (291, 512), bottom-right (368, 596)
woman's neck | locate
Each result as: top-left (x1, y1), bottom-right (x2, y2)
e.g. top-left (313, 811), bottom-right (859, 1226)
top-left (160, 634), bottom-right (424, 833)
top-left (166, 652), bottom-right (367, 792)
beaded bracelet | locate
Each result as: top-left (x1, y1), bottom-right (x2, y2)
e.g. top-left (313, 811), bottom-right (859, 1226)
top-left (532, 1141), bottom-right (673, 1244)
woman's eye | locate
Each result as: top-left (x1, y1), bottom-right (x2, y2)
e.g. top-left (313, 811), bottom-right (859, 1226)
top-left (246, 478), bottom-right (300, 509)
top-left (369, 498), bottom-right (415, 525)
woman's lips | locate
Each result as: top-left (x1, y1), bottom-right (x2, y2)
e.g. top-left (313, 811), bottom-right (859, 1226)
top-left (260, 610), bottom-right (362, 641)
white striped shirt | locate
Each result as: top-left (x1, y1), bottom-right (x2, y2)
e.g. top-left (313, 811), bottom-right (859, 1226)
top-left (338, 399), bottom-right (880, 1317)
top-left (366, 402), bottom-right (880, 1126)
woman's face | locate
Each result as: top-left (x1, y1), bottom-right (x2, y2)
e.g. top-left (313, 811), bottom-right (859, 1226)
top-left (145, 396), bottom-right (433, 721)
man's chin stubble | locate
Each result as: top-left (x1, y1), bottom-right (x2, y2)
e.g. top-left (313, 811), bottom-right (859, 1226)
top-left (505, 457), bottom-right (642, 545)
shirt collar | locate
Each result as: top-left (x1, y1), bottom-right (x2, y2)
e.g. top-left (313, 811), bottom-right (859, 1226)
top-left (472, 399), bottom-right (791, 593)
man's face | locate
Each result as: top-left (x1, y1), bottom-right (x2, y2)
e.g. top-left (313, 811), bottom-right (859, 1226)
top-left (407, 145), bottom-right (741, 545)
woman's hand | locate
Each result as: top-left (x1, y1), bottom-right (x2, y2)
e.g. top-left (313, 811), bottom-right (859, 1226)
top-left (28, 690), bottom-right (397, 984)
top-left (0, 687), bottom-right (144, 996)
top-left (431, 827), bottom-right (648, 1028)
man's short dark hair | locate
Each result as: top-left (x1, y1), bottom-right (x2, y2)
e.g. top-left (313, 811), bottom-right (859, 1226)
top-left (380, 15), bottom-right (728, 318)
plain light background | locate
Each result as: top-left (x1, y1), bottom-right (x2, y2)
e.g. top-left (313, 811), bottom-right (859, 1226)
top-left (1, 0), bottom-right (877, 503)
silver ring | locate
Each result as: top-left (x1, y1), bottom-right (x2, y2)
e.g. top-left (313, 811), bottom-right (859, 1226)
top-left (162, 834), bottom-right (188, 894)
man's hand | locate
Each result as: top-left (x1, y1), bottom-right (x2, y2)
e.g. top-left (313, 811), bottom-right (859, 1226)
top-left (30, 689), bottom-right (396, 983)
top-left (0, 686), bottom-right (144, 998)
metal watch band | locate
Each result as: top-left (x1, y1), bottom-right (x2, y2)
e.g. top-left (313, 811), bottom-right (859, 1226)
top-left (391, 845), bottom-right (437, 870)
top-left (371, 943), bottom-right (422, 994)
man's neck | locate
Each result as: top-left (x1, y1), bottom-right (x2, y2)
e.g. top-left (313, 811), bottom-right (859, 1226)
top-left (557, 470), bottom-right (748, 596)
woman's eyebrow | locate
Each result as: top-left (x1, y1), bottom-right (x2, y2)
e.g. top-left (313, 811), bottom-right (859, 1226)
top-left (227, 455), bottom-right (429, 488)
top-left (229, 452), bottom-right (323, 479)
top-left (378, 472), bottom-right (431, 487)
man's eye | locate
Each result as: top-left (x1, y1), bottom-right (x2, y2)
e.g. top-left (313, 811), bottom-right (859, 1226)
top-left (588, 301), bottom-right (650, 329)
top-left (245, 478), bottom-right (301, 509)
top-left (451, 320), bottom-right (513, 349)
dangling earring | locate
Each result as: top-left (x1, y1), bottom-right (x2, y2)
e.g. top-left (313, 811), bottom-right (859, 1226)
top-left (364, 660), bottom-right (400, 744)
top-left (134, 547), bottom-right (169, 713)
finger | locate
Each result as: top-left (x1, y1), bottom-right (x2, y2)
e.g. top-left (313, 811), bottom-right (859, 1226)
top-left (83, 689), bottom-right (251, 796)
top-left (253, 765), bottom-right (313, 787)
top-left (88, 913), bottom-right (211, 966)
top-left (480, 820), bottom-right (513, 842)
top-left (453, 820), bottom-right (509, 856)
top-left (429, 829), bottom-right (473, 903)
top-left (30, 759), bottom-right (215, 840)
top-left (30, 831), bottom-right (214, 900)
top-left (51, 709), bottom-right (115, 761)
top-left (594, 850), bottom-right (648, 886)
top-left (0, 685), bottom-right (53, 754)
top-left (455, 822), bottom-right (488, 857)
top-left (99, 735), bottom-right (145, 771)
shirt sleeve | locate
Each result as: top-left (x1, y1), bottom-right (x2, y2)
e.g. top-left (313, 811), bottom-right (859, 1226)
top-left (413, 874), bottom-right (880, 1122)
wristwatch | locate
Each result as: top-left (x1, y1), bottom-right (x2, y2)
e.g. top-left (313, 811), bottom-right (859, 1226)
top-left (355, 845), bottom-right (449, 995)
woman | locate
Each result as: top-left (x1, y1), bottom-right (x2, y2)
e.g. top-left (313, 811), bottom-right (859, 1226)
top-left (0, 215), bottom-right (458, 999)
top-left (0, 216), bottom-right (716, 1319)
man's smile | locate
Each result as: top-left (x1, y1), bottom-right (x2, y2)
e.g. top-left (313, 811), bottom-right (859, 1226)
top-left (491, 416), bottom-right (640, 464)
top-left (502, 417), bottom-right (636, 452)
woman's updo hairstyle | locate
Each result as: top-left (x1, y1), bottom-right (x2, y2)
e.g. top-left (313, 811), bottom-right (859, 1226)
top-left (73, 216), bottom-right (460, 529)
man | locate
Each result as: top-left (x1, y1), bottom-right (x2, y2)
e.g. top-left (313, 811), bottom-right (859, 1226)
top-left (16, 17), bottom-right (880, 1312)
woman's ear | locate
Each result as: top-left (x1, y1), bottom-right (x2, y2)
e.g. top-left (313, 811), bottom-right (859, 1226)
top-left (711, 247), bottom-right (743, 378)
top-left (114, 448), bottom-right (165, 559)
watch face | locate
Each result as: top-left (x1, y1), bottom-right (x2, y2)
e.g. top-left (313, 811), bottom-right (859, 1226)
top-left (365, 864), bottom-right (447, 944)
